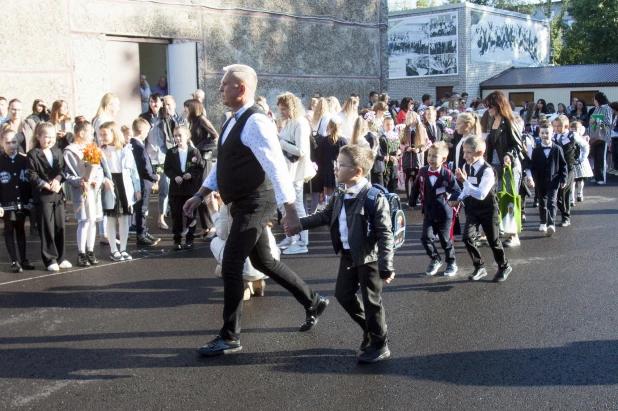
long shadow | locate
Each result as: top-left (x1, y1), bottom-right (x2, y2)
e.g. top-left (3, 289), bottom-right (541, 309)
top-left (2, 340), bottom-right (618, 387)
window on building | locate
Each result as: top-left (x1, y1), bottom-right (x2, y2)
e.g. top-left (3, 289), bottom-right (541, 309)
top-left (509, 92), bottom-right (534, 108)
top-left (571, 91), bottom-right (599, 105)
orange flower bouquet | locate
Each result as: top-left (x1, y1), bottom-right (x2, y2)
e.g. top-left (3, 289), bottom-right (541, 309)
top-left (82, 143), bottom-right (103, 182)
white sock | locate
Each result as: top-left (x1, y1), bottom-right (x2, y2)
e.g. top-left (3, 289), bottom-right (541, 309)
top-left (106, 217), bottom-right (118, 254)
top-left (87, 221), bottom-right (97, 251)
top-left (76, 220), bottom-right (90, 253)
top-left (118, 215), bottom-right (130, 251)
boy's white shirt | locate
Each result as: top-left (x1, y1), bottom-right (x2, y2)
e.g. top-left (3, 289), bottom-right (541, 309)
top-left (458, 159), bottom-right (495, 201)
top-left (338, 177), bottom-right (368, 250)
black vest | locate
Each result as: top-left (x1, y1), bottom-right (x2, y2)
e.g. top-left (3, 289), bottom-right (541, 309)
top-left (554, 132), bottom-right (577, 169)
top-left (217, 105), bottom-right (273, 204)
top-left (463, 162), bottom-right (498, 214)
top-left (419, 166), bottom-right (454, 222)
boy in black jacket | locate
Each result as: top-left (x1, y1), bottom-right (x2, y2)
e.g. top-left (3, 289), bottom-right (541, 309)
top-left (525, 121), bottom-right (568, 237)
top-left (130, 118), bottom-right (161, 246)
top-left (294, 145), bottom-right (395, 364)
top-left (164, 126), bottom-right (204, 250)
top-left (0, 129), bottom-right (35, 272)
top-left (409, 141), bottom-right (461, 276)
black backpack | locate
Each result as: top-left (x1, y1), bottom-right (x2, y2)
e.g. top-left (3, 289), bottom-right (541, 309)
top-left (365, 183), bottom-right (406, 249)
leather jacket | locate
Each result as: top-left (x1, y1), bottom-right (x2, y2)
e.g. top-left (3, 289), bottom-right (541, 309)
top-left (300, 182), bottom-right (395, 275)
top-left (486, 116), bottom-right (524, 165)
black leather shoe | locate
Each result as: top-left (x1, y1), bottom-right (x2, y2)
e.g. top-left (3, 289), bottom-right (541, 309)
top-left (77, 253), bottom-right (90, 267)
top-left (360, 332), bottom-right (371, 352)
top-left (86, 251), bottom-right (99, 265)
top-left (299, 296), bottom-right (329, 332)
top-left (21, 260), bottom-right (35, 270)
top-left (137, 235), bottom-right (157, 246)
top-left (173, 242), bottom-right (182, 251)
top-left (145, 233), bottom-right (161, 244)
top-left (11, 262), bottom-right (23, 273)
top-left (357, 344), bottom-right (390, 364)
top-left (469, 266), bottom-right (487, 281)
top-left (184, 242), bottom-right (195, 250)
top-left (493, 264), bottom-right (513, 282)
top-left (197, 335), bottom-right (242, 357)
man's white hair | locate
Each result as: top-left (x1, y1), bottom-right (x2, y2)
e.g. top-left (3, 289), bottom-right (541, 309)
top-left (223, 64), bottom-right (258, 92)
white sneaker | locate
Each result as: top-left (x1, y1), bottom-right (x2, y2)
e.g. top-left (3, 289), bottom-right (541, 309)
top-left (47, 263), bottom-right (60, 272)
top-left (547, 225), bottom-right (555, 237)
top-left (597, 181), bottom-right (606, 185)
top-left (538, 224), bottom-right (547, 232)
top-left (503, 237), bottom-right (520, 247)
top-left (277, 236), bottom-right (296, 250)
top-left (59, 260), bottom-right (73, 269)
top-left (282, 243), bottom-right (308, 255)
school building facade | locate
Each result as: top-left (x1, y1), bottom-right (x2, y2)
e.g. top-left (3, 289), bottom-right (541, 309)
top-left (1, 0), bottom-right (389, 126)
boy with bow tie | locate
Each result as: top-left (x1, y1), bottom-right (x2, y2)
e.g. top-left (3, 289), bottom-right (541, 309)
top-left (409, 141), bottom-right (461, 276)
top-left (294, 145), bottom-right (395, 364)
top-left (525, 121), bottom-right (568, 237)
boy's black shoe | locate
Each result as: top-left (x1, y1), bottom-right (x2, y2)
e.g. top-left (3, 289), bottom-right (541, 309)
top-left (469, 266), bottom-right (487, 281)
top-left (30, 226), bottom-right (39, 236)
top-left (173, 242), bottom-right (183, 251)
top-left (128, 224), bottom-right (137, 235)
top-left (184, 242), bottom-right (195, 250)
top-left (532, 200), bottom-right (538, 208)
top-left (11, 262), bottom-right (23, 273)
top-left (360, 332), bottom-right (371, 352)
top-left (86, 251), bottom-right (99, 265)
top-left (425, 258), bottom-right (443, 276)
top-left (577, 196), bottom-right (582, 202)
top-left (357, 344), bottom-right (390, 364)
top-left (299, 295), bottom-right (329, 332)
top-left (137, 235), bottom-right (157, 246)
top-left (197, 335), bottom-right (242, 357)
top-left (77, 253), bottom-right (90, 267)
top-left (493, 264), bottom-right (513, 282)
top-left (21, 260), bottom-right (36, 270)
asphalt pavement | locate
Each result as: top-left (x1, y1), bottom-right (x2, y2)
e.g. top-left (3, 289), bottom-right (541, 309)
top-left (1, 178), bottom-right (618, 410)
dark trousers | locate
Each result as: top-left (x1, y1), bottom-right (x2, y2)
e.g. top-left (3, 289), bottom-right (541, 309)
top-left (134, 184), bottom-right (151, 236)
top-left (3, 213), bottom-right (28, 263)
top-left (537, 185), bottom-right (558, 226)
top-left (198, 155), bottom-right (214, 230)
top-left (557, 170), bottom-right (574, 221)
top-left (170, 195), bottom-right (195, 243)
top-left (37, 200), bottom-right (65, 266)
top-left (612, 137), bottom-right (618, 170)
top-left (220, 189), bottom-right (318, 341)
top-left (404, 168), bottom-right (418, 198)
top-left (370, 170), bottom-right (384, 186)
top-left (421, 219), bottom-right (456, 264)
top-left (335, 250), bottom-right (387, 348)
top-left (462, 210), bottom-right (507, 268)
top-left (591, 141), bottom-right (608, 182)
top-left (384, 163), bottom-right (398, 192)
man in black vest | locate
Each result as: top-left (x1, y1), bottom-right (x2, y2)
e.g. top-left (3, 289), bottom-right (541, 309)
top-left (183, 64), bottom-right (328, 357)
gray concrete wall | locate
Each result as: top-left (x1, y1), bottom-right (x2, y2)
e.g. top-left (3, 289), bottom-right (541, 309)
top-left (0, 0), bottom-right (387, 124)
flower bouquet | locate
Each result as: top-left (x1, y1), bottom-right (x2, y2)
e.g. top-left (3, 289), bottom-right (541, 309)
top-left (364, 111), bottom-right (379, 133)
top-left (82, 143), bottom-right (102, 182)
top-left (384, 130), bottom-right (400, 165)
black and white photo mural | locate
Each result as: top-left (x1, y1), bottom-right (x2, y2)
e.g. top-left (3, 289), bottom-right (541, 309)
top-left (388, 12), bottom-right (458, 78)
top-left (470, 10), bottom-right (549, 66)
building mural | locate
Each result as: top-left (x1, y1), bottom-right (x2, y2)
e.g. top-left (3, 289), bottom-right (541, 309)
top-left (388, 12), bottom-right (458, 79)
top-left (470, 10), bottom-right (549, 66)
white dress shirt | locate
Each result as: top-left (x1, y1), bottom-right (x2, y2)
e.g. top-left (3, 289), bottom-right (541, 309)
top-left (203, 101), bottom-right (295, 204)
top-left (338, 178), bottom-right (368, 250)
top-left (178, 147), bottom-right (188, 172)
top-left (43, 149), bottom-right (53, 167)
top-left (458, 159), bottom-right (495, 201)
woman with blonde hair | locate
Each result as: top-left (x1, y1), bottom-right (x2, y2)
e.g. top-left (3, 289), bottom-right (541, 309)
top-left (312, 97), bottom-right (332, 137)
top-left (276, 92), bottom-right (316, 254)
top-left (401, 110), bottom-right (429, 196)
top-left (92, 93), bottom-right (120, 146)
top-left (454, 112), bottom-right (482, 171)
top-left (50, 100), bottom-right (74, 150)
top-left (350, 116), bottom-right (370, 147)
top-left (326, 96), bottom-right (341, 114)
top-left (336, 96), bottom-right (359, 140)
top-left (306, 97), bottom-right (318, 126)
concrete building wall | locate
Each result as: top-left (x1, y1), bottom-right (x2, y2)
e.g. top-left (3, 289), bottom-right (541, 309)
top-left (387, 3), bottom-right (547, 105)
top-left (1, 0), bottom-right (388, 124)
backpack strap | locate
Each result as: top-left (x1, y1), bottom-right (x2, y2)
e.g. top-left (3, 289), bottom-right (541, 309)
top-left (364, 186), bottom-right (381, 239)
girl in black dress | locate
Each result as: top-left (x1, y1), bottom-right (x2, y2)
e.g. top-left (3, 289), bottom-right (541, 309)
top-left (317, 117), bottom-right (348, 202)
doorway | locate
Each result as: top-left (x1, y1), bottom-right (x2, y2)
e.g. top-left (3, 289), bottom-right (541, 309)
top-left (436, 86), bottom-right (453, 105)
top-left (105, 37), bottom-right (198, 128)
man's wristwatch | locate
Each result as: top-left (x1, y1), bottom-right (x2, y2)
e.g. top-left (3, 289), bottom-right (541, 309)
top-left (193, 192), bottom-right (204, 201)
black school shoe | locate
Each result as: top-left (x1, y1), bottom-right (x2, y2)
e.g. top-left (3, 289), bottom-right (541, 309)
top-left (184, 242), bottom-right (195, 250)
top-left (357, 344), bottom-right (391, 364)
top-left (86, 251), bottom-right (99, 265)
top-left (21, 260), bottom-right (35, 270)
top-left (173, 242), bottom-right (183, 251)
top-left (77, 253), bottom-right (90, 267)
top-left (493, 264), bottom-right (513, 282)
top-left (197, 335), bottom-right (242, 357)
top-left (11, 262), bottom-right (23, 273)
top-left (469, 266), bottom-right (487, 281)
top-left (299, 296), bottom-right (329, 332)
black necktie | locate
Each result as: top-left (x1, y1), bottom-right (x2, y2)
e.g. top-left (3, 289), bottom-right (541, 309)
top-left (468, 164), bottom-right (475, 177)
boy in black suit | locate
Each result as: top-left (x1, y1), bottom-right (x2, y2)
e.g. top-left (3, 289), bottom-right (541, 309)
top-left (130, 118), bottom-right (161, 246)
top-left (449, 136), bottom-right (513, 282)
top-left (409, 141), bottom-right (461, 276)
top-left (525, 121), bottom-right (568, 237)
top-left (164, 126), bottom-right (204, 250)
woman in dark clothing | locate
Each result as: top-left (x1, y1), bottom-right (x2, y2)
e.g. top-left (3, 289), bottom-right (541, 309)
top-left (484, 91), bottom-right (525, 247)
top-left (569, 99), bottom-right (589, 128)
top-left (184, 99), bottom-right (219, 237)
top-left (532, 99), bottom-right (548, 120)
top-left (317, 117), bottom-right (347, 200)
top-left (26, 99), bottom-right (50, 124)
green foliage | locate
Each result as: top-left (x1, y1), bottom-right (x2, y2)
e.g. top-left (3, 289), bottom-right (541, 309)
top-left (549, 1), bottom-right (569, 64)
top-left (416, 0), bottom-right (437, 7)
top-left (559, 0), bottom-right (618, 64)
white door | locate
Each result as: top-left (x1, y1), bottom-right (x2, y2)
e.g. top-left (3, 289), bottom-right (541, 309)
top-left (106, 40), bottom-right (142, 128)
top-left (167, 42), bottom-right (198, 116)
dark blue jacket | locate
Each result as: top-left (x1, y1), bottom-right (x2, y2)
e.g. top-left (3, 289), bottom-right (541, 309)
top-left (409, 166), bottom-right (461, 221)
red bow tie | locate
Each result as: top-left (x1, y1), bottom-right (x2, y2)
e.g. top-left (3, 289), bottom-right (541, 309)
top-left (427, 170), bottom-right (440, 177)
